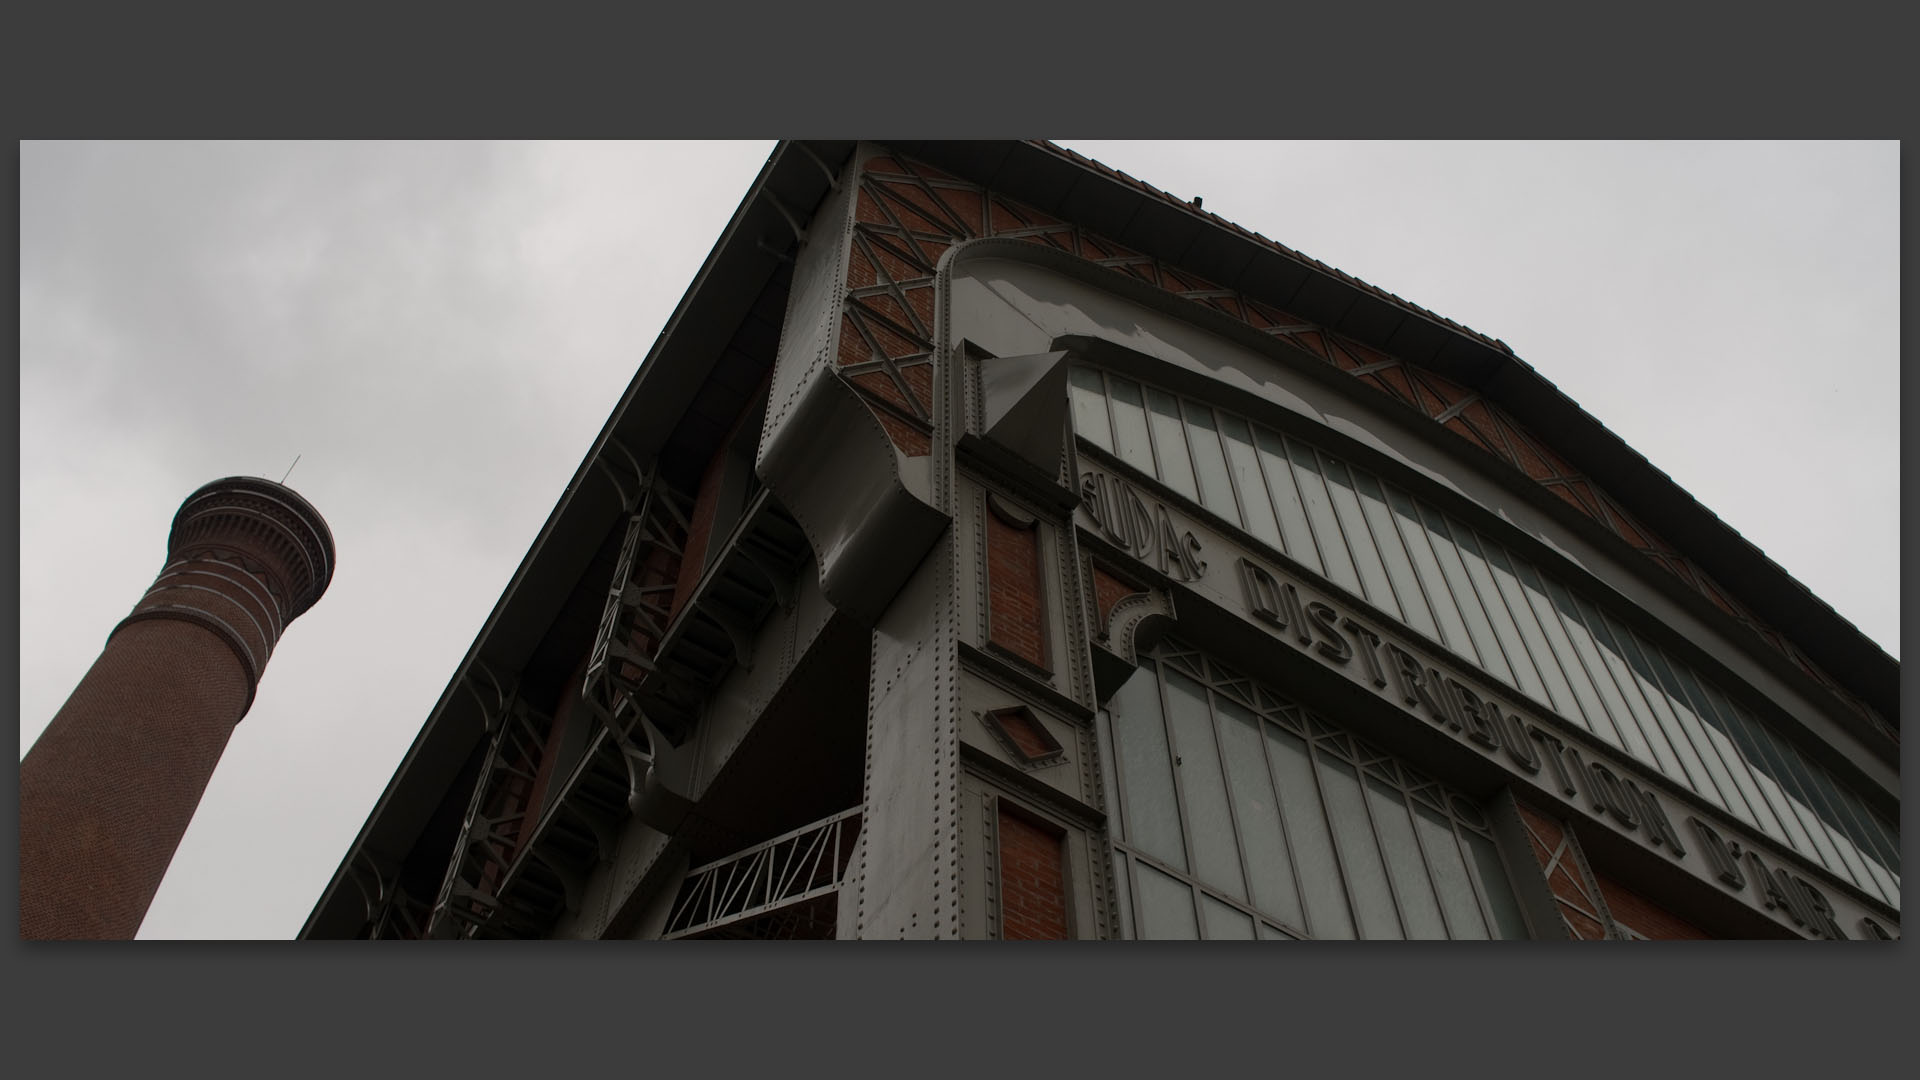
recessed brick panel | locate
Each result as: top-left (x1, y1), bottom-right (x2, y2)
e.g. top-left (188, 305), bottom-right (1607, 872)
top-left (1091, 563), bottom-right (1139, 634)
top-left (985, 505), bottom-right (1047, 668)
top-left (1598, 874), bottom-right (1711, 940)
top-left (998, 806), bottom-right (1070, 940)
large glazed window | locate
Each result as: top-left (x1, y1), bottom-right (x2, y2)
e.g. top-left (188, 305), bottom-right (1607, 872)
top-left (1070, 365), bottom-right (1899, 906)
top-left (1101, 643), bottom-right (1532, 940)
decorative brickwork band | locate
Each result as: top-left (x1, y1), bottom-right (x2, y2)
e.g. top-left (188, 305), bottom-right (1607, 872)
top-left (20, 477), bottom-right (334, 939)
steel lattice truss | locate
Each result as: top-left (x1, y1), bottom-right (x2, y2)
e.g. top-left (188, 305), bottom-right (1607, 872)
top-left (662, 808), bottom-right (862, 939)
top-left (424, 675), bottom-right (554, 940)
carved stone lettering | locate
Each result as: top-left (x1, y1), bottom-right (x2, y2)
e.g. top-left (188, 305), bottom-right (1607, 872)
top-left (1239, 558), bottom-right (1286, 628)
top-left (1306, 601), bottom-right (1352, 664)
top-left (1587, 761), bottom-right (1640, 829)
top-left (1531, 729), bottom-right (1580, 798)
top-left (1446, 678), bottom-right (1499, 749)
top-left (1625, 779), bottom-right (1684, 857)
top-left (1487, 700), bottom-right (1541, 772)
top-left (1280, 584), bottom-right (1313, 648)
top-left (1342, 618), bottom-right (1389, 689)
top-left (1691, 817), bottom-right (1746, 888)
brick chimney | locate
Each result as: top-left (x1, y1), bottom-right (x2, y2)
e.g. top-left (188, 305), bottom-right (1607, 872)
top-left (20, 476), bottom-right (335, 939)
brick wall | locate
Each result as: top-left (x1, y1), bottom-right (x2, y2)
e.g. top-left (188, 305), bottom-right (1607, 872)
top-left (985, 504), bottom-right (1047, 669)
top-left (998, 804), bottom-right (1070, 940)
top-left (1517, 799), bottom-right (1712, 940)
top-left (1090, 562), bottom-right (1139, 637)
top-left (1598, 874), bottom-right (1710, 940)
top-left (21, 617), bottom-right (256, 938)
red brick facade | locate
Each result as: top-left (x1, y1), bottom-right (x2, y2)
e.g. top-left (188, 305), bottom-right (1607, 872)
top-left (1516, 800), bottom-right (1711, 940)
top-left (998, 804), bottom-right (1070, 940)
top-left (1090, 562), bottom-right (1140, 638)
top-left (20, 477), bottom-right (333, 939)
top-left (985, 502), bottom-right (1047, 669)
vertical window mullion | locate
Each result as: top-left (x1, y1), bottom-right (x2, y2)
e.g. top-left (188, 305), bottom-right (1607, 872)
top-left (1144, 386), bottom-right (1200, 502)
top-left (1217, 414), bottom-right (1285, 551)
top-left (1319, 451), bottom-right (1404, 619)
top-left (1196, 683), bottom-right (1258, 903)
top-left (1637, 636), bottom-right (1751, 821)
top-left (1480, 537), bottom-right (1587, 730)
top-left (1605, 616), bottom-right (1714, 800)
top-left (1415, 503), bottom-right (1517, 687)
top-left (1067, 366), bottom-right (1116, 453)
top-left (1255, 425), bottom-right (1323, 575)
top-left (1352, 469), bottom-right (1440, 641)
top-left (1287, 438), bottom-right (1363, 596)
top-left (1509, 556), bottom-right (1612, 743)
top-left (1302, 728), bottom-right (1366, 938)
top-left (1730, 698), bottom-right (1878, 898)
top-left (1249, 705), bottom-right (1314, 937)
top-left (1663, 656), bottom-right (1784, 842)
top-left (1181, 400), bottom-right (1244, 528)
top-left (1446, 515), bottom-right (1546, 698)
top-left (1540, 576), bottom-right (1639, 754)
top-left (1384, 485), bottom-right (1481, 666)
top-left (1572, 594), bottom-right (1685, 782)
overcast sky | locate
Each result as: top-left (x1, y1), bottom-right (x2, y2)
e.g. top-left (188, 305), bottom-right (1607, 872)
top-left (18, 141), bottom-right (1898, 939)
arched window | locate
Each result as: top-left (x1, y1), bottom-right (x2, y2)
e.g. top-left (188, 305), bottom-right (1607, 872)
top-left (1072, 363), bottom-right (1899, 906)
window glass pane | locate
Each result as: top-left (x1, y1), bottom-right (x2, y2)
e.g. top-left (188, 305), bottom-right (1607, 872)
top-left (1635, 635), bottom-right (1755, 823)
top-left (1287, 437), bottom-right (1363, 596)
top-left (1134, 862), bottom-right (1199, 940)
top-left (1415, 503), bottom-right (1515, 687)
top-left (1816, 776), bottom-right (1897, 889)
top-left (1215, 697), bottom-right (1305, 929)
top-left (1323, 457), bottom-right (1403, 621)
top-left (1541, 576), bottom-right (1640, 753)
top-left (1480, 539), bottom-right (1585, 727)
top-left (1740, 702), bottom-right (1884, 894)
top-left (1316, 750), bottom-right (1403, 939)
top-left (1257, 922), bottom-right (1296, 940)
top-left (1662, 658), bottom-right (1772, 835)
top-left (1111, 852), bottom-right (1135, 939)
top-left (1829, 782), bottom-right (1900, 880)
top-left (1201, 895), bottom-right (1258, 940)
top-left (1572, 594), bottom-right (1681, 780)
top-left (1163, 671), bottom-right (1247, 901)
top-left (1144, 387), bottom-right (1199, 501)
top-left (1264, 726), bottom-right (1354, 938)
top-left (1352, 469), bottom-right (1438, 639)
top-left (1181, 401), bottom-right (1242, 526)
top-left (1603, 614), bottom-right (1713, 799)
top-left (1068, 366), bottom-right (1113, 452)
top-left (1697, 675), bottom-right (1812, 855)
top-left (1385, 485), bottom-right (1480, 664)
top-left (1106, 375), bottom-right (1158, 478)
top-left (1108, 665), bottom-right (1187, 871)
top-left (1413, 802), bottom-right (1489, 939)
top-left (1711, 689), bottom-right (1854, 885)
top-left (1364, 776), bottom-right (1448, 939)
top-left (1450, 522), bottom-right (1549, 703)
top-left (1254, 426), bottom-right (1321, 574)
top-left (1462, 830), bottom-right (1530, 939)
top-left (1509, 556), bottom-right (1612, 742)
top-left (1217, 415), bottom-right (1284, 549)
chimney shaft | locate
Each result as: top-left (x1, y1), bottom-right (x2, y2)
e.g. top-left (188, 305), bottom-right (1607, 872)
top-left (20, 477), bottom-right (335, 939)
